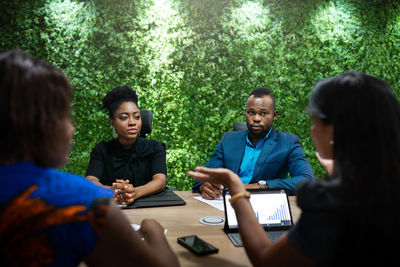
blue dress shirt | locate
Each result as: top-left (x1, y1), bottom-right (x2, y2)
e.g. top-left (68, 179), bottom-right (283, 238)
top-left (238, 128), bottom-right (272, 184)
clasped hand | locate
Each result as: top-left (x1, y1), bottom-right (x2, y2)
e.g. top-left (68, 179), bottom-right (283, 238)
top-left (112, 179), bottom-right (136, 205)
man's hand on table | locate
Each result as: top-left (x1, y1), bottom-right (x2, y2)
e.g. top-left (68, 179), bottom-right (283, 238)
top-left (199, 182), bottom-right (224, 200)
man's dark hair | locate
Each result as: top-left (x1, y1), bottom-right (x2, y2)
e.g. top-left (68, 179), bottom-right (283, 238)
top-left (248, 87), bottom-right (276, 108)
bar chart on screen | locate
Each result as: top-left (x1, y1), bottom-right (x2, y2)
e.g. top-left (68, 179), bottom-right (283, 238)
top-left (251, 193), bottom-right (291, 226)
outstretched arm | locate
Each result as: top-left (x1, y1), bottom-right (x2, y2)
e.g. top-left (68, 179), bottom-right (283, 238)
top-left (84, 201), bottom-right (179, 267)
top-left (192, 137), bottom-right (225, 196)
top-left (188, 167), bottom-right (315, 267)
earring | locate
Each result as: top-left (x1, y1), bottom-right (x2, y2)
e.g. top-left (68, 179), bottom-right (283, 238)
top-left (112, 128), bottom-right (118, 138)
top-left (329, 140), bottom-right (334, 145)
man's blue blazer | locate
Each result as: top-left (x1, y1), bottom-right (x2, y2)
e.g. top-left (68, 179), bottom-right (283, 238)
top-left (192, 127), bottom-right (314, 195)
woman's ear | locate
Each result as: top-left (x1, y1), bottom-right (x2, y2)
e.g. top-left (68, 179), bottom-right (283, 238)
top-left (110, 119), bottom-right (117, 138)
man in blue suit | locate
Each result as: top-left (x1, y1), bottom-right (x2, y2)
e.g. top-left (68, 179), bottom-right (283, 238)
top-left (192, 87), bottom-right (314, 198)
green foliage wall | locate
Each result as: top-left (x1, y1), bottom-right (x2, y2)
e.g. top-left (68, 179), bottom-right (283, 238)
top-left (1, 0), bottom-right (399, 190)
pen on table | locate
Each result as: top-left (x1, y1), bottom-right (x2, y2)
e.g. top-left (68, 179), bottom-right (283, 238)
top-left (212, 184), bottom-right (224, 191)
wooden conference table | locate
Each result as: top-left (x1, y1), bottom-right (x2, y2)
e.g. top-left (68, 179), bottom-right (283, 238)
top-left (123, 191), bottom-right (301, 267)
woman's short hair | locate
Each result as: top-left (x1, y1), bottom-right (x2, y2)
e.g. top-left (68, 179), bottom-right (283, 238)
top-left (309, 71), bottom-right (400, 193)
top-left (102, 86), bottom-right (139, 119)
top-left (0, 50), bottom-right (72, 166)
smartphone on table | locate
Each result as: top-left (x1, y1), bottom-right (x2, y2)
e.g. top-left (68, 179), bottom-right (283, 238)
top-left (177, 235), bottom-right (219, 256)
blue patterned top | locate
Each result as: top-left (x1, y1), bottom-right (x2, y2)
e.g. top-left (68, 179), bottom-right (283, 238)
top-left (0, 161), bottom-right (114, 266)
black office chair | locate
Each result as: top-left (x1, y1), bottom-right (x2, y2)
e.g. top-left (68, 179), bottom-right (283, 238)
top-left (141, 109), bottom-right (171, 190)
top-left (140, 109), bottom-right (167, 153)
top-left (140, 109), bottom-right (153, 138)
top-left (233, 122), bottom-right (248, 131)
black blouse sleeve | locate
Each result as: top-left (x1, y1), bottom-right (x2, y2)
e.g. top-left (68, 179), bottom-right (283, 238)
top-left (85, 143), bottom-right (106, 179)
top-left (150, 141), bottom-right (167, 176)
top-left (287, 180), bottom-right (342, 265)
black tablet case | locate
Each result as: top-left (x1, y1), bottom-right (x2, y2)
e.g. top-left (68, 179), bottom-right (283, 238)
top-left (122, 188), bottom-right (186, 209)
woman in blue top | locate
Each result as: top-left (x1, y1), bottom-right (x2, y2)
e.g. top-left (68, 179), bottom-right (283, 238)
top-left (0, 50), bottom-right (178, 267)
top-left (189, 71), bottom-right (400, 266)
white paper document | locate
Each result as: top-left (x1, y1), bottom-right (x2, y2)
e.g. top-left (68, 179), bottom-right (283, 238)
top-left (192, 196), bottom-right (225, 211)
top-left (131, 224), bottom-right (168, 240)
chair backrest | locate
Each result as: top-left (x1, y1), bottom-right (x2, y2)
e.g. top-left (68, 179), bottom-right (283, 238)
top-left (139, 109), bottom-right (166, 152)
top-left (233, 121), bottom-right (248, 131)
top-left (140, 109), bottom-right (153, 138)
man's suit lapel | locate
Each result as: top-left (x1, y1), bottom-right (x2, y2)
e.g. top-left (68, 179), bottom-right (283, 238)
top-left (252, 127), bottom-right (278, 180)
top-left (230, 131), bottom-right (247, 173)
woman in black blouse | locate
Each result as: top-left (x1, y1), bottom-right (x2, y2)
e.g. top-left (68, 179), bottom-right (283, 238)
top-left (86, 86), bottom-right (166, 205)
